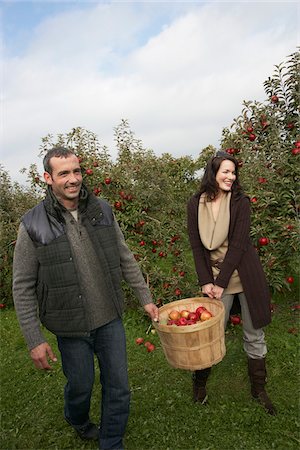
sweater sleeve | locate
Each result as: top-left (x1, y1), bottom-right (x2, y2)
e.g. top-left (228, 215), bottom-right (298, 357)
top-left (187, 196), bottom-right (214, 286)
top-left (113, 220), bottom-right (153, 306)
top-left (13, 223), bottom-right (46, 350)
top-left (215, 196), bottom-right (251, 288)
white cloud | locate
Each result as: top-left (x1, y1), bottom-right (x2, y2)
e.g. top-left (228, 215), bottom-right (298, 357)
top-left (1, 1), bottom-right (299, 183)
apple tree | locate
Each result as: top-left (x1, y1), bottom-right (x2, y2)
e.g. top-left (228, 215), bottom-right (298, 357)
top-left (220, 49), bottom-right (300, 293)
top-left (0, 167), bottom-right (41, 307)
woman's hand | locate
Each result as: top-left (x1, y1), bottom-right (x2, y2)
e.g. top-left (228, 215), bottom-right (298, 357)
top-left (201, 283), bottom-right (215, 299)
top-left (212, 285), bottom-right (224, 300)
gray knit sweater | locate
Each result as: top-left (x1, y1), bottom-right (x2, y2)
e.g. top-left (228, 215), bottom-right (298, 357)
top-left (13, 211), bottom-right (153, 350)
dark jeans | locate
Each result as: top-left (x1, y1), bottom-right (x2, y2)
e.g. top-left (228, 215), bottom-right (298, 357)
top-left (57, 318), bottom-right (130, 450)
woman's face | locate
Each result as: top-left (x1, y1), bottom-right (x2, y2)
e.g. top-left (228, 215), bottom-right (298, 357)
top-left (215, 159), bottom-right (236, 192)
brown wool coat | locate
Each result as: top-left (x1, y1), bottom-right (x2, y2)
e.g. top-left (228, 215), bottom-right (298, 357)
top-left (187, 192), bottom-right (271, 329)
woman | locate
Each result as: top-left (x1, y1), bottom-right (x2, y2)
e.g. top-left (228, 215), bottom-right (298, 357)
top-left (187, 151), bottom-right (276, 415)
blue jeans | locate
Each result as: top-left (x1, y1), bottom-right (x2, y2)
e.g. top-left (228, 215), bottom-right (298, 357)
top-left (57, 318), bottom-right (130, 450)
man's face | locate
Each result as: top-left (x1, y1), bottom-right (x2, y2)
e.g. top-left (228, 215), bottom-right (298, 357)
top-left (44, 154), bottom-right (83, 207)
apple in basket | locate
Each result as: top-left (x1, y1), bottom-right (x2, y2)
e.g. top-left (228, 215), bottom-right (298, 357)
top-left (188, 312), bottom-right (198, 322)
top-left (200, 310), bottom-right (213, 321)
top-left (169, 310), bottom-right (181, 321)
top-left (176, 317), bottom-right (188, 326)
top-left (195, 306), bottom-right (207, 318)
top-left (167, 319), bottom-right (178, 325)
top-left (180, 310), bottom-right (190, 319)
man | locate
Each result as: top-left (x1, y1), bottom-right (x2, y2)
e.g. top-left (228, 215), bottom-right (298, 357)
top-left (13, 146), bottom-right (159, 450)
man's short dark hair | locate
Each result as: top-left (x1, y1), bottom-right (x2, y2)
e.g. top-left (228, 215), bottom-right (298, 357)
top-left (43, 147), bottom-right (76, 174)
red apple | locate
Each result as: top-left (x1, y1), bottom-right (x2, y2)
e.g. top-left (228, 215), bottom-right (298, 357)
top-left (258, 177), bottom-right (267, 183)
top-left (93, 161), bottom-right (99, 167)
top-left (225, 148), bottom-right (235, 155)
top-left (195, 306), bottom-right (207, 317)
top-left (135, 337), bottom-right (144, 345)
top-left (187, 320), bottom-right (197, 325)
top-left (144, 341), bottom-right (152, 348)
top-left (259, 237), bottom-right (269, 246)
top-left (0, 303), bottom-right (6, 310)
top-left (286, 276), bottom-right (294, 284)
top-left (247, 126), bottom-right (254, 133)
top-left (250, 197), bottom-right (258, 203)
top-left (291, 148), bottom-right (300, 155)
top-left (248, 133), bottom-right (256, 141)
top-left (230, 315), bottom-right (241, 325)
top-left (167, 319), bottom-right (177, 325)
top-left (139, 240), bottom-right (146, 246)
top-left (93, 187), bottom-right (101, 195)
top-left (177, 317), bottom-right (188, 326)
top-left (114, 201), bottom-right (123, 210)
top-left (85, 168), bottom-right (93, 176)
top-left (104, 177), bottom-right (111, 185)
top-left (188, 312), bottom-right (198, 322)
top-left (175, 288), bottom-right (182, 296)
top-left (169, 310), bottom-right (181, 321)
top-left (147, 343), bottom-right (155, 352)
top-left (271, 95), bottom-right (279, 103)
top-left (295, 141), bottom-right (300, 148)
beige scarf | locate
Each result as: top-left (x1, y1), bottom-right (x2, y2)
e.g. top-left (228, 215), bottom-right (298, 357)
top-left (198, 192), bottom-right (231, 250)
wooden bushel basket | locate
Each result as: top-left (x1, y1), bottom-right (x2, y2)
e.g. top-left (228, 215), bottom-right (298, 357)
top-left (153, 297), bottom-right (226, 370)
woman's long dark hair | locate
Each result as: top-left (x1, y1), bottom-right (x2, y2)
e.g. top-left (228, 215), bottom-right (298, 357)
top-left (198, 151), bottom-right (243, 200)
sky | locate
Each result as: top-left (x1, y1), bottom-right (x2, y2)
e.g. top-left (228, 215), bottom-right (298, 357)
top-left (0, 0), bottom-right (299, 184)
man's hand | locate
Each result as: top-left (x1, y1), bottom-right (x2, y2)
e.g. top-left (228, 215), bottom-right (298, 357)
top-left (30, 342), bottom-right (57, 370)
top-left (143, 302), bottom-right (159, 322)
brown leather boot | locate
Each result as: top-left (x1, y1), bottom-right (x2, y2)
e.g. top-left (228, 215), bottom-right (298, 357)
top-left (247, 357), bottom-right (276, 415)
top-left (192, 367), bottom-right (211, 404)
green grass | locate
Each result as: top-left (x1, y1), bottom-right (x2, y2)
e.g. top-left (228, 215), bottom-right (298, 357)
top-left (1, 295), bottom-right (299, 450)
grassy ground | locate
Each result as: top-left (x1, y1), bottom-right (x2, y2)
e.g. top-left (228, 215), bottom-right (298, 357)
top-left (1, 294), bottom-right (299, 450)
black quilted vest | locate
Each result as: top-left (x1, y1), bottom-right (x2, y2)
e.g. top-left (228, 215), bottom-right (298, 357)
top-left (22, 187), bottom-right (124, 336)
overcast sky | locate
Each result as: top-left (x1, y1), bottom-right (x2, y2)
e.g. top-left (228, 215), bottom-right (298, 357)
top-left (1, 0), bottom-right (299, 184)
